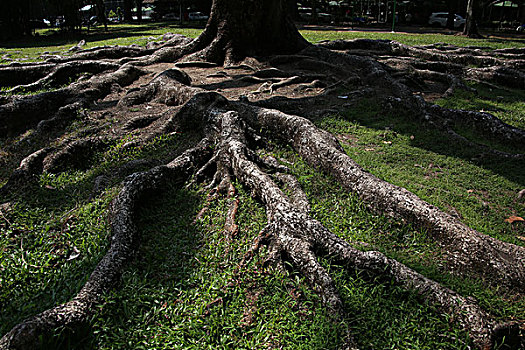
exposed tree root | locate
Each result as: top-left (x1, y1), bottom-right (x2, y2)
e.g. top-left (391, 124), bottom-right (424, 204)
top-left (245, 105), bottom-right (525, 290)
top-left (1, 61), bottom-right (120, 94)
top-left (1, 34), bottom-right (524, 349)
top-left (0, 139), bottom-right (213, 350)
top-left (0, 64), bottom-right (146, 137)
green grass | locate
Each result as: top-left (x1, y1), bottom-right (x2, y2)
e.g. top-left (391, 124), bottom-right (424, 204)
top-left (301, 30), bottom-right (525, 49)
top-left (315, 98), bottom-right (524, 246)
top-left (87, 184), bottom-right (341, 349)
top-left (0, 23), bottom-right (202, 64)
top-left (1, 26), bottom-right (524, 349)
top-left (2, 22), bottom-right (524, 64)
top-left (435, 82), bottom-right (525, 130)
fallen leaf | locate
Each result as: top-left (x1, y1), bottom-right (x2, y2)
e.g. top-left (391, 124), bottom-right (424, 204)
top-left (517, 236), bottom-right (525, 242)
top-left (504, 216), bottom-right (525, 224)
top-left (467, 189), bottom-right (474, 193)
top-left (383, 141), bottom-right (392, 145)
top-left (518, 189), bottom-right (525, 199)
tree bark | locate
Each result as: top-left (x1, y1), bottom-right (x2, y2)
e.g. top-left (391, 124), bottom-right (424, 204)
top-left (123, 0), bottom-right (133, 22)
top-left (135, 0), bottom-right (143, 23)
top-left (464, 0), bottom-right (481, 37)
top-left (185, 0), bottom-right (309, 64)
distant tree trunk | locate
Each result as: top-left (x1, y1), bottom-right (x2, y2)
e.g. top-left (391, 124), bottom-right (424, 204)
top-left (446, 0), bottom-right (456, 30)
top-left (463, 0), bottom-right (481, 37)
top-left (135, 0), bottom-right (143, 23)
top-left (0, 0), bottom-right (32, 38)
top-left (95, 0), bottom-right (108, 31)
top-left (62, 0), bottom-right (82, 32)
top-left (312, 0), bottom-right (319, 24)
top-left (185, 0), bottom-right (309, 65)
top-left (123, 0), bottom-right (133, 21)
top-left (286, 0), bottom-right (299, 21)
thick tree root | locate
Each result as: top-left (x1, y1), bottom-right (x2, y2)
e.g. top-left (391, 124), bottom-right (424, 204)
top-left (319, 39), bottom-right (525, 70)
top-left (429, 105), bottom-right (525, 147)
top-left (0, 64), bottom-right (145, 137)
top-left (1, 61), bottom-right (120, 94)
top-left (0, 139), bottom-right (213, 349)
top-left (0, 148), bottom-right (53, 197)
top-left (244, 106), bottom-right (525, 290)
top-left (207, 109), bottom-right (520, 349)
top-left (305, 44), bottom-right (524, 155)
top-left (1, 35), bottom-right (524, 349)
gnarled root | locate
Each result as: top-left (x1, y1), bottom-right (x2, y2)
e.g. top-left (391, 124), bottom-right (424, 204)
top-left (0, 64), bottom-right (145, 137)
top-left (2, 36), bottom-right (524, 350)
top-left (0, 139), bottom-right (213, 349)
top-left (207, 109), bottom-right (520, 349)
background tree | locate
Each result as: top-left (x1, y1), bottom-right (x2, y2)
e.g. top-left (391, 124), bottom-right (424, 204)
top-left (135, 0), bottom-right (144, 22)
top-left (123, 0), bottom-right (133, 22)
top-left (463, 0), bottom-right (481, 36)
top-left (0, 0), bottom-right (32, 39)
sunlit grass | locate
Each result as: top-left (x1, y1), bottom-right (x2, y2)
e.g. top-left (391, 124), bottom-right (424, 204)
top-left (2, 22), bottom-right (523, 65)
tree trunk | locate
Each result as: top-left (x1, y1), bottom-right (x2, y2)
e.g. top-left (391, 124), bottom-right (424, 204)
top-left (95, 0), bottom-right (108, 31)
top-left (463, 0), bottom-right (481, 37)
top-left (123, 0), bottom-right (133, 22)
top-left (135, 0), bottom-right (143, 23)
top-left (186, 0), bottom-right (309, 64)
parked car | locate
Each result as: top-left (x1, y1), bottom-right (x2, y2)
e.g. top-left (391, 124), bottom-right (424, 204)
top-left (163, 13), bottom-right (180, 21)
top-left (188, 12), bottom-right (208, 21)
top-left (428, 12), bottom-right (465, 28)
top-left (298, 7), bottom-right (332, 23)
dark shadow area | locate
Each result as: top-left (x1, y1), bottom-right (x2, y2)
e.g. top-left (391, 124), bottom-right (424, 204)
top-left (342, 99), bottom-right (525, 187)
top-left (196, 74), bottom-right (263, 92)
top-left (41, 184), bottom-right (203, 350)
top-left (252, 88), bottom-right (524, 188)
top-left (0, 22), bottom-right (203, 49)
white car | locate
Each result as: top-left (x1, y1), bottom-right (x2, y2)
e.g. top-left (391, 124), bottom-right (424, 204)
top-left (188, 12), bottom-right (208, 21)
top-left (428, 13), bottom-right (465, 28)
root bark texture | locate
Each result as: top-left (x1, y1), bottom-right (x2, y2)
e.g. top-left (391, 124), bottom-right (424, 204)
top-left (1, 33), bottom-right (524, 349)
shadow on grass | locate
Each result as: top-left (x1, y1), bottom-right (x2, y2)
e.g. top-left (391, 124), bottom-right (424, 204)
top-left (0, 22), bottom-right (204, 49)
top-left (348, 100), bottom-right (524, 187)
top-left (42, 184), bottom-right (204, 349)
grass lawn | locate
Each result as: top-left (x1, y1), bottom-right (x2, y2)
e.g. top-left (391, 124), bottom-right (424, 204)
top-left (2, 22), bottom-right (525, 64)
top-left (0, 24), bottom-right (524, 349)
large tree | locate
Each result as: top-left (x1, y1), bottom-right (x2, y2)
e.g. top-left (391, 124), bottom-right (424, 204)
top-left (181, 0), bottom-right (308, 64)
top-left (1, 0), bottom-right (524, 349)
top-left (463, 0), bottom-right (481, 37)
